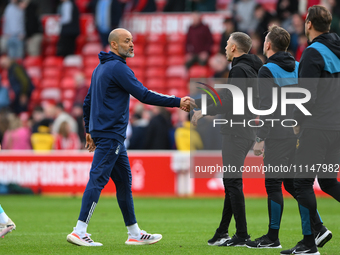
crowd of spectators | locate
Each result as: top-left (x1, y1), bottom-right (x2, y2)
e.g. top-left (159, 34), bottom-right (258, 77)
top-left (0, 0), bottom-right (339, 151)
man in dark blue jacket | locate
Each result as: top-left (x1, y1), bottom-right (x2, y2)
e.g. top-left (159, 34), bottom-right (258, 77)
top-left (66, 28), bottom-right (190, 246)
top-left (281, 5), bottom-right (340, 255)
top-left (247, 25), bottom-right (330, 250)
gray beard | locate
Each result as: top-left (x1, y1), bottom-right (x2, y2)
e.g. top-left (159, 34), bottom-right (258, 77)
top-left (118, 45), bottom-right (134, 58)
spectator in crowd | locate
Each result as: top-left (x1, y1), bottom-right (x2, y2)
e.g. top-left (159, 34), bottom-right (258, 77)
top-left (219, 17), bottom-right (235, 55)
top-left (23, 0), bottom-right (43, 56)
top-left (295, 33), bottom-right (308, 61)
top-left (186, 0), bottom-right (216, 12)
top-left (0, 111), bottom-right (9, 144)
top-left (2, 113), bottom-right (31, 150)
top-left (185, 12), bottom-right (214, 70)
top-left (0, 56), bottom-right (34, 114)
top-left (2, 0), bottom-right (25, 60)
top-left (74, 72), bottom-right (88, 104)
top-left (144, 107), bottom-right (172, 149)
top-left (234, 0), bottom-right (257, 33)
top-left (163, 0), bottom-right (186, 12)
top-left (30, 105), bottom-right (45, 133)
top-left (131, 0), bottom-right (157, 12)
top-left (0, 78), bottom-right (10, 110)
top-left (276, 0), bottom-right (298, 22)
top-left (71, 103), bottom-right (86, 148)
top-left (31, 119), bottom-right (54, 151)
top-left (56, 0), bottom-right (80, 57)
top-left (128, 103), bottom-right (150, 149)
top-left (88, 0), bottom-right (126, 48)
top-left (288, 13), bottom-right (305, 54)
top-left (51, 102), bottom-right (78, 134)
top-left (54, 121), bottom-right (81, 149)
top-left (329, 0), bottom-right (340, 35)
top-left (175, 111), bottom-right (203, 151)
top-left (254, 4), bottom-right (273, 43)
top-left (172, 110), bottom-right (202, 196)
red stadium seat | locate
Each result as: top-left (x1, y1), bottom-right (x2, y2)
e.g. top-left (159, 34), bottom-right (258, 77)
top-left (60, 77), bottom-right (76, 89)
top-left (167, 88), bottom-right (188, 98)
top-left (133, 45), bottom-right (144, 56)
top-left (84, 67), bottom-right (94, 79)
top-left (40, 88), bottom-right (61, 101)
top-left (167, 78), bottom-right (188, 89)
top-left (62, 89), bottom-right (76, 100)
top-left (83, 56), bottom-right (99, 68)
top-left (146, 33), bottom-right (166, 44)
top-left (42, 67), bottom-right (62, 79)
top-left (167, 44), bottom-right (185, 55)
top-left (167, 56), bottom-right (185, 66)
top-left (213, 33), bottom-right (222, 44)
top-left (31, 77), bottom-right (40, 89)
top-left (40, 78), bottom-right (59, 88)
top-left (43, 45), bottom-right (57, 56)
top-left (64, 67), bottom-right (81, 78)
top-left (189, 66), bottom-right (209, 78)
top-left (23, 56), bottom-right (42, 68)
top-left (145, 78), bottom-right (166, 90)
top-left (133, 34), bottom-right (146, 45)
top-left (167, 34), bottom-right (186, 44)
top-left (146, 56), bottom-right (166, 67)
top-left (145, 67), bottom-right (166, 79)
top-left (63, 55), bottom-right (83, 68)
top-left (82, 43), bottom-right (103, 56)
top-left (26, 66), bottom-right (41, 79)
top-left (132, 68), bottom-right (145, 82)
top-left (62, 99), bottom-right (74, 113)
top-left (145, 44), bottom-right (164, 55)
top-left (126, 56), bottom-right (145, 69)
top-left (43, 56), bottom-right (63, 69)
top-left (166, 66), bottom-right (186, 78)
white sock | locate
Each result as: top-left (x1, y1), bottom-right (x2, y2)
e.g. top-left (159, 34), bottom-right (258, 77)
top-left (127, 223), bottom-right (140, 236)
top-left (0, 212), bottom-right (9, 224)
top-left (74, 220), bottom-right (88, 236)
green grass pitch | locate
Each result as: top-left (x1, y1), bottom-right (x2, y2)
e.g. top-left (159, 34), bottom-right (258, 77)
top-left (0, 195), bottom-right (339, 254)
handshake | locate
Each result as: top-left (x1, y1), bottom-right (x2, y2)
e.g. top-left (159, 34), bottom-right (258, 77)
top-left (179, 96), bottom-right (197, 112)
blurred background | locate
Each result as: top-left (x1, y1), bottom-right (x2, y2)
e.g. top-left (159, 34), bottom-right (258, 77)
top-left (0, 0), bottom-right (338, 197)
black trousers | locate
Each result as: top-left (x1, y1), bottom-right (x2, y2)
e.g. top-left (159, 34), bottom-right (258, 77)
top-left (264, 138), bottom-right (297, 233)
top-left (264, 138), bottom-right (322, 239)
top-left (57, 35), bottom-right (78, 57)
top-left (294, 128), bottom-right (340, 236)
top-left (217, 134), bottom-right (253, 237)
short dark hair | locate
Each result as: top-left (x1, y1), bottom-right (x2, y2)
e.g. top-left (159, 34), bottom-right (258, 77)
top-left (306, 5), bottom-right (332, 32)
top-left (230, 32), bottom-right (252, 53)
top-left (267, 25), bottom-right (290, 52)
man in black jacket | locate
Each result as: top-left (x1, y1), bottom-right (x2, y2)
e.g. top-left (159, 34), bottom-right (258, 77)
top-left (281, 5), bottom-right (340, 255)
top-left (247, 25), bottom-right (331, 250)
top-left (192, 32), bottom-right (263, 247)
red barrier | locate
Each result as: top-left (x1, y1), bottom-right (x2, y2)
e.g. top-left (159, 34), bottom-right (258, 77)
top-left (0, 151), bottom-right (335, 197)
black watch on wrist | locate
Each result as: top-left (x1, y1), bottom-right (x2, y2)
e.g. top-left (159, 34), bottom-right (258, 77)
top-left (255, 137), bottom-right (264, 143)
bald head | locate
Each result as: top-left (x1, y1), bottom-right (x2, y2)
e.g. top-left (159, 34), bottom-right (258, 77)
top-left (108, 28), bottom-right (134, 59)
top-left (108, 28), bottom-right (131, 46)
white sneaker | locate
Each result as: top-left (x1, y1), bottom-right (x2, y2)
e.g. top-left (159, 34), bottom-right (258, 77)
top-left (125, 230), bottom-right (162, 245)
top-left (0, 226), bottom-right (14, 238)
top-left (0, 218), bottom-right (16, 232)
top-left (67, 230), bottom-right (103, 246)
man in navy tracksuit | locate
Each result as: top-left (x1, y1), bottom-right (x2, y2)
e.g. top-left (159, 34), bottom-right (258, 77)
top-left (66, 28), bottom-right (190, 246)
top-left (247, 25), bottom-right (330, 250)
top-left (281, 5), bottom-right (340, 255)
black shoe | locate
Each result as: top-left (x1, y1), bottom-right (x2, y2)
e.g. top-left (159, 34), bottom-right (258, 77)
top-left (207, 230), bottom-right (230, 246)
top-left (219, 234), bottom-right (250, 247)
top-left (246, 234), bottom-right (282, 248)
top-left (315, 226), bottom-right (332, 248)
top-left (280, 240), bottom-right (320, 255)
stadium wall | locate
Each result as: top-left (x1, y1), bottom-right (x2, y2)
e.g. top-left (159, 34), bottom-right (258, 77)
top-left (0, 151), bottom-right (335, 197)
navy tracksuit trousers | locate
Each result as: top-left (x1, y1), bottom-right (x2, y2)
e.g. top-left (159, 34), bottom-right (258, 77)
top-left (78, 138), bottom-right (137, 226)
